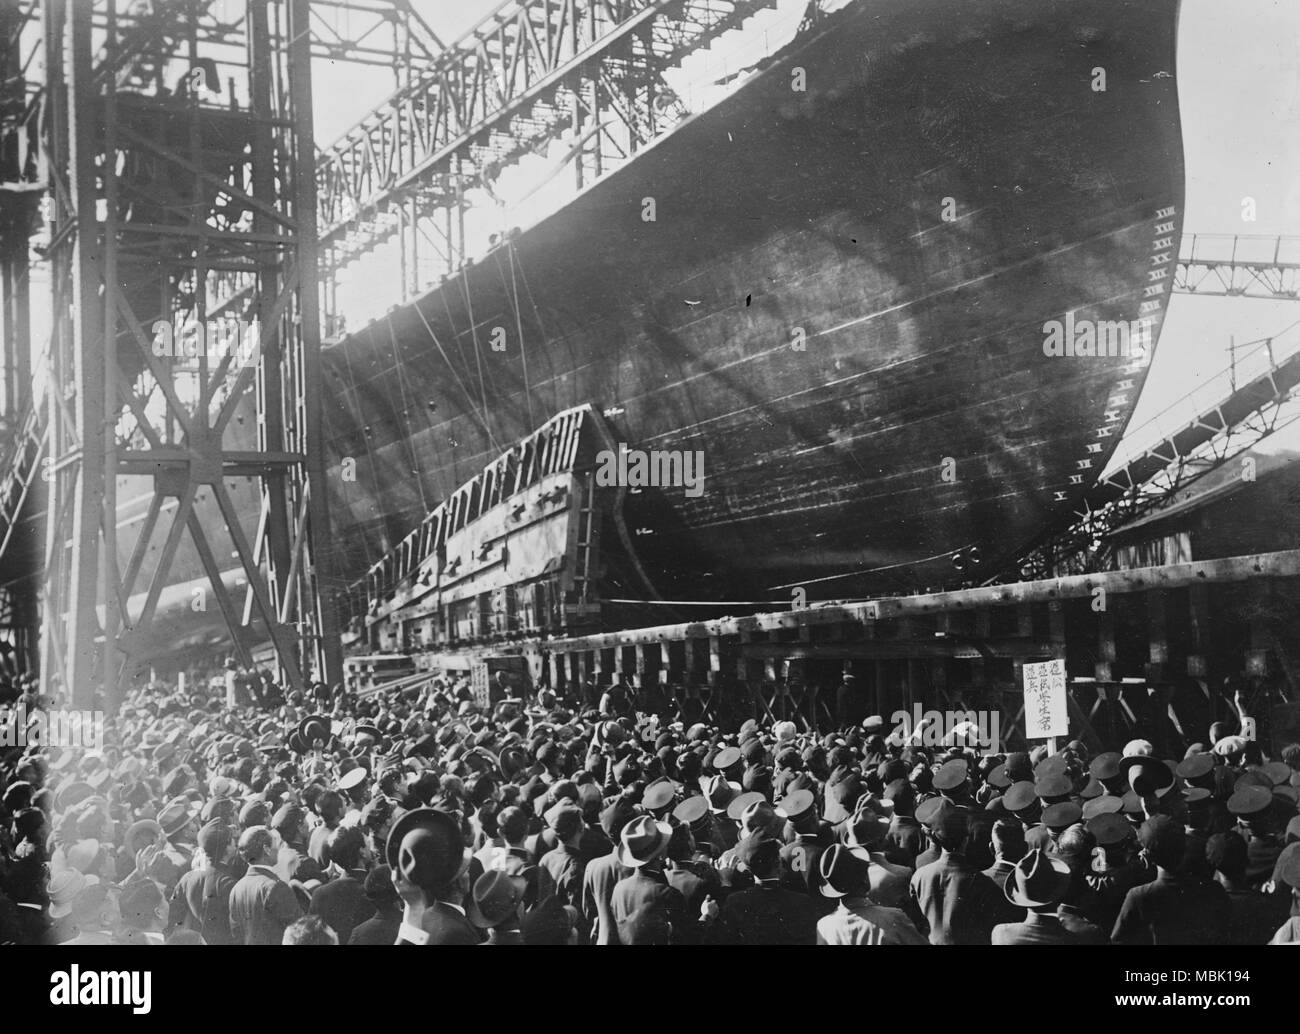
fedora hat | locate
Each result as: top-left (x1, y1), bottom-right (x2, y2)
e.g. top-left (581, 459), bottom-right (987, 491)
top-left (705, 775), bottom-right (740, 814)
top-left (385, 807), bottom-right (470, 891)
top-left (618, 815), bottom-right (673, 868)
top-left (819, 843), bottom-right (870, 898)
top-left (725, 790), bottom-right (764, 824)
top-left (467, 869), bottom-right (526, 929)
top-left (842, 809), bottom-right (889, 852)
top-left (297, 714), bottom-right (332, 750)
top-left (1118, 754), bottom-right (1174, 796)
top-left (157, 797), bottom-right (197, 839)
top-left (1004, 848), bottom-right (1072, 908)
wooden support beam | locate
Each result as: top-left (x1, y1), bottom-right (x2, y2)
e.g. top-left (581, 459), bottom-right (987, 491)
top-left (539, 551), bottom-right (1300, 655)
top-left (1095, 606), bottom-right (1116, 683)
top-left (1187, 582), bottom-right (1210, 680)
top-left (1146, 590), bottom-right (1168, 682)
top-left (1049, 602), bottom-right (1067, 660)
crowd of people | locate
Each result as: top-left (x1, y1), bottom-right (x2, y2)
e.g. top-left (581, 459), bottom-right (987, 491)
top-left (2, 665), bottom-right (1299, 946)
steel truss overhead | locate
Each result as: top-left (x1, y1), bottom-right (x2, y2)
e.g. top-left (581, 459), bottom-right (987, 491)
top-left (314, 0), bottom-right (783, 304)
top-left (38, 0), bottom-right (347, 707)
top-left (1175, 234), bottom-right (1300, 301)
top-left (1008, 328), bottom-right (1300, 582)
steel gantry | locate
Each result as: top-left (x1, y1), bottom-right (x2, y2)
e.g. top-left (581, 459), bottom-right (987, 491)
top-left (314, 0), bottom-right (784, 309)
top-left (1008, 325), bottom-right (1300, 581)
top-left (34, 0), bottom-right (357, 708)
top-left (1176, 234), bottom-right (1300, 301)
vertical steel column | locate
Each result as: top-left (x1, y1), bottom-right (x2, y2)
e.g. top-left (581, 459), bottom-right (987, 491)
top-left (287, 0), bottom-right (343, 687)
top-left (42, 0), bottom-right (104, 708)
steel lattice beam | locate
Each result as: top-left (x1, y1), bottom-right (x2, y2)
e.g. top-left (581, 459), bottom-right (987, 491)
top-left (314, 0), bottom-right (782, 290)
top-left (1006, 328), bottom-right (1300, 582)
top-left (1175, 233), bottom-right (1300, 301)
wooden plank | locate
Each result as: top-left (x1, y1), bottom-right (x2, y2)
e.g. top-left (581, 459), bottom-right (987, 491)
top-left (536, 551), bottom-right (1300, 654)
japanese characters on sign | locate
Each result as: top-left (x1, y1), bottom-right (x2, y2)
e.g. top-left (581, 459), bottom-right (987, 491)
top-left (1023, 659), bottom-right (1068, 740)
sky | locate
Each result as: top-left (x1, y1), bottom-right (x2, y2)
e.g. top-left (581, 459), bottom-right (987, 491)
top-left (305, 0), bottom-right (1300, 469)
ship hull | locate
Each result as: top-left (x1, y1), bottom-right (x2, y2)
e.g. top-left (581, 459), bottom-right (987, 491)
top-left (119, 0), bottom-right (1186, 644)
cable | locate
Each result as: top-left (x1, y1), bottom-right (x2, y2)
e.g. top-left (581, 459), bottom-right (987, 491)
top-left (767, 546), bottom-right (968, 590)
top-left (412, 298), bottom-right (500, 455)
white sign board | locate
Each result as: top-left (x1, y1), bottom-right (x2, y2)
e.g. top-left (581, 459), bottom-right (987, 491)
top-left (470, 663), bottom-right (491, 707)
top-left (1023, 659), bottom-right (1068, 740)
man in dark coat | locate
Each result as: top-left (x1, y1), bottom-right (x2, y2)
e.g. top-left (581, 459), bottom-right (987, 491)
top-left (310, 826), bottom-right (376, 944)
top-left (908, 804), bottom-right (1003, 945)
top-left (581, 798), bottom-right (633, 944)
top-left (537, 801), bottom-right (587, 912)
top-left (347, 865), bottom-right (403, 945)
top-left (229, 826), bottom-right (303, 946)
top-left (610, 816), bottom-right (690, 945)
top-left (387, 808), bottom-right (479, 945)
top-left (707, 835), bottom-right (819, 945)
top-left (992, 849), bottom-right (1100, 945)
top-left (170, 820), bottom-right (237, 945)
top-left (1112, 816), bottom-right (1231, 945)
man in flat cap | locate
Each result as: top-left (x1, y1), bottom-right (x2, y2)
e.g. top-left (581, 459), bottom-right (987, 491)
top-left (538, 800), bottom-right (587, 915)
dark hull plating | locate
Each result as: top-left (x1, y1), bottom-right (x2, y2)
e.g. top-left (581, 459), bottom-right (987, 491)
top-left (121, 0), bottom-right (1186, 643)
